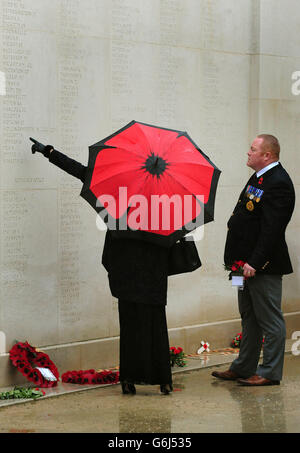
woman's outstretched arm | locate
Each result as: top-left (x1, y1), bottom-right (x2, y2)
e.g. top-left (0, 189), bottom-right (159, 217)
top-left (30, 138), bottom-right (87, 183)
top-left (48, 148), bottom-right (87, 183)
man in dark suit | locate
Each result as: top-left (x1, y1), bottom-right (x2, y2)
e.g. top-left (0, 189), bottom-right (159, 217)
top-left (212, 134), bottom-right (295, 386)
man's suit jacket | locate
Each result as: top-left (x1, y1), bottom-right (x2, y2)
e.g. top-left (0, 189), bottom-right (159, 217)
top-left (224, 163), bottom-right (295, 275)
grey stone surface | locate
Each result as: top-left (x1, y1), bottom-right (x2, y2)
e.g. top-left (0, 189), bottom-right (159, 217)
top-left (0, 349), bottom-right (299, 433)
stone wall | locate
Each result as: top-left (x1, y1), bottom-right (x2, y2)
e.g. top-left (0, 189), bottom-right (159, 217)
top-left (0, 0), bottom-right (299, 386)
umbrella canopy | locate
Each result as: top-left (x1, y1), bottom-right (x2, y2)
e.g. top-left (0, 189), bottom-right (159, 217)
top-left (81, 121), bottom-right (221, 247)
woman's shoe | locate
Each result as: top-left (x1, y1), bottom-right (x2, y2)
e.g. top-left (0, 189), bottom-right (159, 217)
top-left (160, 384), bottom-right (173, 395)
top-left (121, 382), bottom-right (136, 395)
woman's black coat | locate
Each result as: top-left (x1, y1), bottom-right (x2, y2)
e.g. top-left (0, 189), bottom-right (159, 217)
top-left (49, 149), bottom-right (169, 305)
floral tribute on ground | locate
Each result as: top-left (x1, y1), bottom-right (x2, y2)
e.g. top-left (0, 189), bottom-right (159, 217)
top-left (231, 332), bottom-right (264, 348)
top-left (61, 369), bottom-right (119, 385)
top-left (0, 387), bottom-right (45, 400)
top-left (231, 332), bottom-right (242, 348)
top-left (170, 346), bottom-right (186, 367)
top-left (197, 341), bottom-right (210, 354)
top-left (9, 341), bottom-right (59, 388)
top-left (9, 341), bottom-right (120, 390)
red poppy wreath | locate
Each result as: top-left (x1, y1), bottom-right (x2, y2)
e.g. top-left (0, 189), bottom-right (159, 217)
top-left (61, 369), bottom-right (119, 385)
top-left (9, 341), bottom-right (59, 388)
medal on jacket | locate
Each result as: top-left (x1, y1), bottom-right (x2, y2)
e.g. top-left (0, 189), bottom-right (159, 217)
top-left (245, 185), bottom-right (264, 203)
top-left (246, 200), bottom-right (254, 211)
top-left (255, 189), bottom-right (263, 202)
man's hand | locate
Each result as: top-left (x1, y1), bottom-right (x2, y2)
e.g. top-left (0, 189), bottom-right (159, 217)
top-left (243, 262), bottom-right (256, 278)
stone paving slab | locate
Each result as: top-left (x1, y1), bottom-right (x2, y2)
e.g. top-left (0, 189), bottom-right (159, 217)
top-left (0, 339), bottom-right (294, 408)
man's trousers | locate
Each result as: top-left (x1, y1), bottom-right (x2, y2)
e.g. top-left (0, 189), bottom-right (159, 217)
top-left (230, 274), bottom-right (286, 381)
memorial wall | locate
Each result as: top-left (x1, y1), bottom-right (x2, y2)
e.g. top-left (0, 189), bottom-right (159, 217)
top-left (0, 0), bottom-right (299, 386)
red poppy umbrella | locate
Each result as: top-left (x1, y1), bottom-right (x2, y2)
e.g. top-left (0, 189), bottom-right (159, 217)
top-left (81, 120), bottom-right (221, 247)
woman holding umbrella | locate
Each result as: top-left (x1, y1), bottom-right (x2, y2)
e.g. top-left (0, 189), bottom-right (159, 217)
top-left (30, 138), bottom-right (173, 395)
top-left (30, 123), bottom-right (220, 395)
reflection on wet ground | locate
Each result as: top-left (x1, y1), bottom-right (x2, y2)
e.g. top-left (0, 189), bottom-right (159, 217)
top-left (0, 354), bottom-right (299, 433)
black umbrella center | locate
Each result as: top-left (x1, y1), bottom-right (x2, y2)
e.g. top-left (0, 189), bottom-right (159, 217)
top-left (143, 153), bottom-right (168, 177)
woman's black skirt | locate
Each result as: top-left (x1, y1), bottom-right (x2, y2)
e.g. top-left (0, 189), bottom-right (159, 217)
top-left (118, 300), bottom-right (172, 385)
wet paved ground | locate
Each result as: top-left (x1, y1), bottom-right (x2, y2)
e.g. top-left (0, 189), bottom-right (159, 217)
top-left (0, 353), bottom-right (299, 433)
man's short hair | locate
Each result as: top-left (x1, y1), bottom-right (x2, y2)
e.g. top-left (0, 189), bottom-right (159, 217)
top-left (257, 134), bottom-right (280, 159)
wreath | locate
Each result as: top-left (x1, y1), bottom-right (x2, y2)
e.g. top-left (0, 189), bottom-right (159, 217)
top-left (61, 369), bottom-right (119, 385)
top-left (9, 341), bottom-right (59, 388)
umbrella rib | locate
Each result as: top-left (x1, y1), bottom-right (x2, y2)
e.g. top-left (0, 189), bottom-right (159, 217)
top-left (127, 174), bottom-right (151, 199)
top-left (91, 157), bottom-right (134, 167)
top-left (168, 157), bottom-right (213, 167)
top-left (90, 168), bottom-right (147, 187)
top-left (135, 123), bottom-right (153, 154)
top-left (168, 166), bottom-right (213, 188)
top-left (164, 170), bottom-right (208, 203)
top-left (100, 146), bottom-right (146, 160)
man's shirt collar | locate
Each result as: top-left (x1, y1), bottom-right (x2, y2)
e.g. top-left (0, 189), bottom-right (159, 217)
top-left (256, 161), bottom-right (279, 178)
